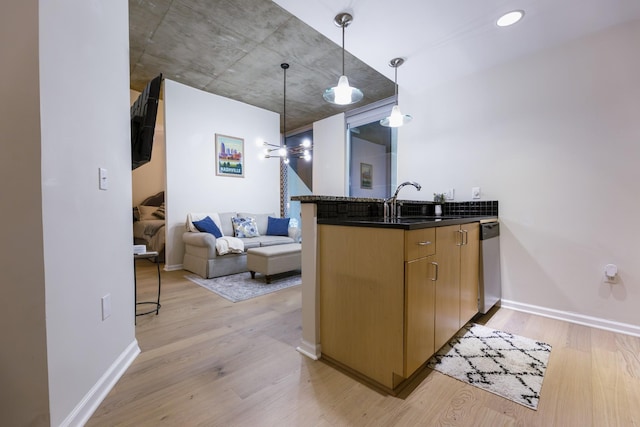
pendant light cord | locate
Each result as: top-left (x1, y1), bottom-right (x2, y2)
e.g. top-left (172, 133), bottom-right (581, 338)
top-left (394, 66), bottom-right (398, 104)
top-left (284, 66), bottom-right (286, 145)
top-left (281, 63), bottom-right (289, 148)
top-left (341, 23), bottom-right (345, 76)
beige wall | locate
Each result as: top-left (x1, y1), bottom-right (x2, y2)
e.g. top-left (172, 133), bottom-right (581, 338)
top-left (0, 1), bottom-right (50, 425)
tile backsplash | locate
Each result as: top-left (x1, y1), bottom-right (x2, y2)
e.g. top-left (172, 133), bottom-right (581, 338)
top-left (313, 199), bottom-right (498, 219)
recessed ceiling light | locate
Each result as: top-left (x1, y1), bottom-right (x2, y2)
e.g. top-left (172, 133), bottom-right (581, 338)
top-left (497, 10), bottom-right (524, 27)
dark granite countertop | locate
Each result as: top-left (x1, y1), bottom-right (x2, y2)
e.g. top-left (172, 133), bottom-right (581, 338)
top-left (318, 216), bottom-right (498, 230)
top-left (292, 195), bottom-right (385, 203)
top-left (291, 195), bottom-right (435, 204)
top-left (292, 195), bottom-right (499, 222)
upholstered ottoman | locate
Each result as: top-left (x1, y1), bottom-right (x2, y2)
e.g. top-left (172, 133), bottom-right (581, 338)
top-left (246, 243), bottom-right (302, 283)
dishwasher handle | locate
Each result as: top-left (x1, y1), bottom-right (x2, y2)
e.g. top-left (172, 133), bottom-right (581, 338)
top-left (481, 222), bottom-right (500, 240)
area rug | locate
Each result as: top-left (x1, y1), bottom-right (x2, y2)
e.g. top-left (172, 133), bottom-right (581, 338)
top-left (427, 323), bottom-right (552, 410)
top-left (184, 271), bottom-right (301, 303)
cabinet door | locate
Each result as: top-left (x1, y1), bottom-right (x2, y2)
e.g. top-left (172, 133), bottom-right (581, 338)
top-left (319, 225), bottom-right (405, 389)
top-left (459, 222), bottom-right (480, 327)
top-left (404, 256), bottom-right (435, 377)
top-left (434, 225), bottom-right (461, 351)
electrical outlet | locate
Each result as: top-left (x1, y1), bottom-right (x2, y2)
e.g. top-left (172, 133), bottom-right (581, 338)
top-left (102, 294), bottom-right (112, 320)
top-left (445, 188), bottom-right (455, 200)
top-left (472, 187), bottom-right (481, 199)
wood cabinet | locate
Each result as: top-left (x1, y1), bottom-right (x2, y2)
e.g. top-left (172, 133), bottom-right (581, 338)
top-left (404, 228), bottom-right (436, 376)
top-left (459, 222), bottom-right (480, 327)
top-left (404, 255), bottom-right (436, 376)
top-left (318, 221), bottom-right (478, 391)
top-left (434, 225), bottom-right (462, 351)
top-left (434, 223), bottom-right (480, 350)
top-left (319, 225), bottom-right (405, 389)
top-left (404, 227), bottom-right (435, 261)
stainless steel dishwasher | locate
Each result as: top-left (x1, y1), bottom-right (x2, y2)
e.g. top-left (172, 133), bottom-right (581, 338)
top-left (479, 221), bottom-right (501, 313)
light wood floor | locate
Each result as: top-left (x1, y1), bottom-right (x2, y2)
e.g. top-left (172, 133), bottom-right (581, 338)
top-left (88, 262), bottom-right (640, 426)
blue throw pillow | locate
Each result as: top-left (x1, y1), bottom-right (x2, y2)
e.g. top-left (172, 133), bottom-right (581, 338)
top-left (192, 216), bottom-right (222, 238)
top-left (266, 216), bottom-right (290, 236)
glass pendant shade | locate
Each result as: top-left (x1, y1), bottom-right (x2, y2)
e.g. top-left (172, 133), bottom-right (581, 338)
top-left (381, 105), bottom-right (412, 127)
top-left (324, 75), bottom-right (364, 105)
top-left (380, 57), bottom-right (412, 128)
top-left (324, 13), bottom-right (363, 105)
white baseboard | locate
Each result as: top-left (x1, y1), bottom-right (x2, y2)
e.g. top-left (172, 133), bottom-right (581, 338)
top-left (164, 263), bottom-right (183, 271)
top-left (500, 299), bottom-right (640, 338)
top-left (61, 340), bottom-right (140, 427)
top-left (296, 340), bottom-right (321, 360)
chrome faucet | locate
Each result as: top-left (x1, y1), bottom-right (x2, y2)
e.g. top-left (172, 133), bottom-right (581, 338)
top-left (384, 181), bottom-right (422, 220)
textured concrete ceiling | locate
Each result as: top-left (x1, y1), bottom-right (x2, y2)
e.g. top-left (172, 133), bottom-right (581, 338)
top-left (129, 0), bottom-right (395, 132)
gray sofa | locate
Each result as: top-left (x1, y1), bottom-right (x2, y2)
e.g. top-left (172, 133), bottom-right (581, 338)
top-left (182, 211), bottom-right (300, 278)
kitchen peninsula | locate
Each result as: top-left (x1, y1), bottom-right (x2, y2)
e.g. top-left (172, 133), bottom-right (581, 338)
top-left (293, 195), bottom-right (498, 393)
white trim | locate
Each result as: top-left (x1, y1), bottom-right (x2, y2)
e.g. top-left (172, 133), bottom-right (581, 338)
top-left (296, 341), bottom-right (321, 360)
top-left (345, 97), bottom-right (395, 128)
top-left (500, 299), bottom-right (640, 338)
top-left (164, 263), bottom-right (183, 271)
top-left (60, 340), bottom-right (140, 427)
top-left (345, 96), bottom-right (395, 120)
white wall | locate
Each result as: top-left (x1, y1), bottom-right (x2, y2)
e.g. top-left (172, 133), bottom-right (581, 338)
top-left (398, 20), bottom-right (640, 329)
top-left (131, 90), bottom-right (166, 206)
top-left (350, 136), bottom-right (387, 198)
top-left (163, 80), bottom-right (281, 268)
top-left (40, 1), bottom-right (138, 425)
top-left (312, 113), bottom-right (346, 196)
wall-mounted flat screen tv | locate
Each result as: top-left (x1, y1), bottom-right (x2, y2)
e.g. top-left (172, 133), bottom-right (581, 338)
top-left (130, 73), bottom-right (162, 170)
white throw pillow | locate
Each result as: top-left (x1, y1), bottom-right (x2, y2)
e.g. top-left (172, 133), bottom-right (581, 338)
top-left (186, 212), bottom-right (223, 235)
top-left (138, 205), bottom-right (158, 221)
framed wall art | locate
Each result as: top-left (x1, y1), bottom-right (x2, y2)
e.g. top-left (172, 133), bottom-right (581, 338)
top-left (215, 134), bottom-right (244, 177)
top-left (360, 162), bottom-right (372, 189)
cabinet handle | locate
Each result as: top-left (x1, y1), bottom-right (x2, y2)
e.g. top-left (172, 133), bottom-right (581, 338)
top-left (417, 241), bottom-right (432, 246)
top-left (456, 229), bottom-right (464, 246)
top-left (462, 229), bottom-right (468, 245)
top-left (431, 262), bottom-right (439, 281)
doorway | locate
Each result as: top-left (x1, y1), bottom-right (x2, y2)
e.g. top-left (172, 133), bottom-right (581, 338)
top-left (346, 98), bottom-right (397, 199)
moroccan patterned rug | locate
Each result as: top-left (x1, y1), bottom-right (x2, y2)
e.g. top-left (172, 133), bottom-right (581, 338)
top-left (427, 323), bottom-right (552, 410)
top-left (184, 271), bottom-right (301, 302)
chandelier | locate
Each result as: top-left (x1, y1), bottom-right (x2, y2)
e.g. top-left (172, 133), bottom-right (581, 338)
top-left (263, 63), bottom-right (312, 163)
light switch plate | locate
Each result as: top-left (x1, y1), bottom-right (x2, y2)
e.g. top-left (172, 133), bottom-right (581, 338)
top-left (472, 187), bottom-right (481, 199)
top-left (445, 188), bottom-right (455, 200)
top-left (101, 294), bottom-right (111, 320)
top-left (99, 168), bottom-right (108, 190)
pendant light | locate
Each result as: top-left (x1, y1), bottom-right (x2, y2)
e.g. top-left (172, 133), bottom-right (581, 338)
top-left (323, 12), bottom-right (364, 105)
top-left (263, 63), bottom-right (313, 162)
top-left (380, 57), bottom-right (412, 128)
